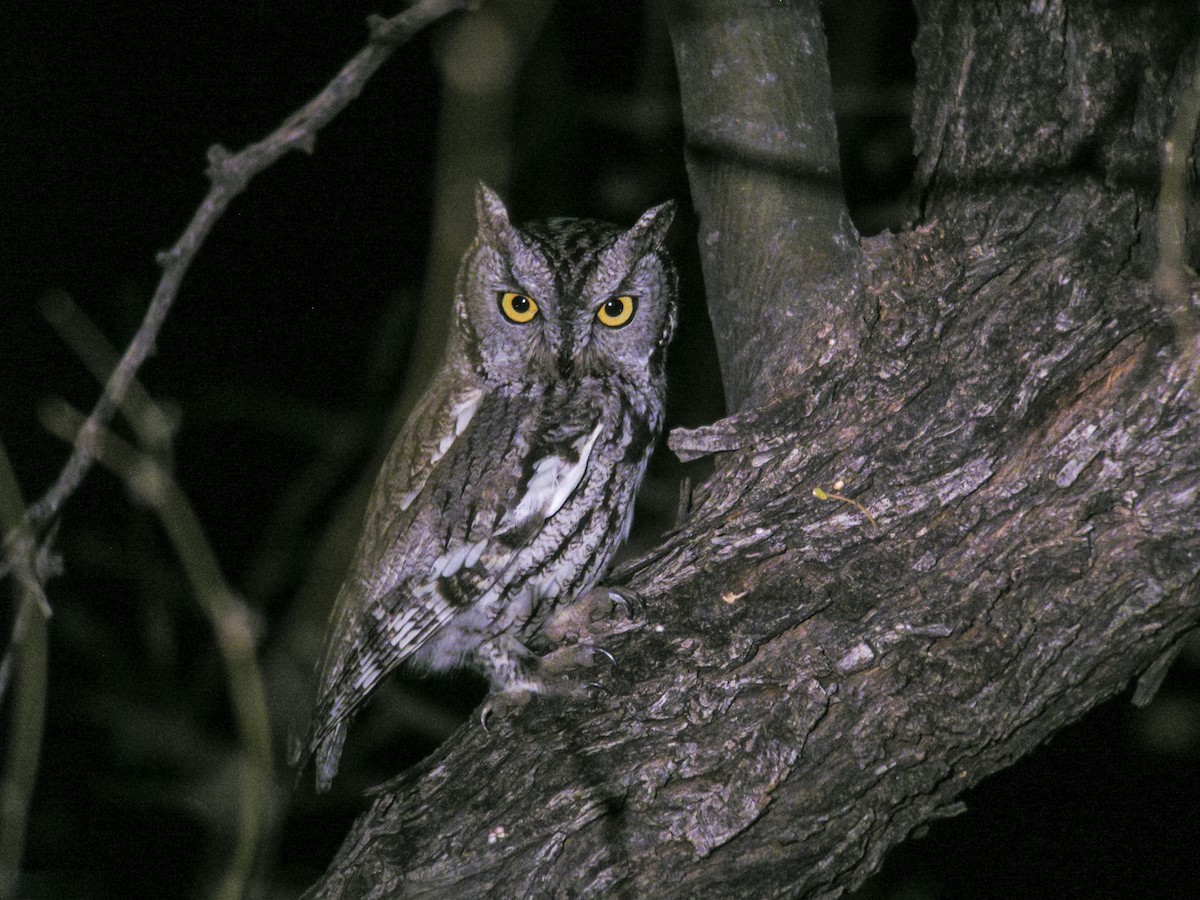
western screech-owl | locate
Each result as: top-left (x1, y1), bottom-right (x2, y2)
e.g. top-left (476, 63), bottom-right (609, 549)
top-left (298, 185), bottom-right (677, 790)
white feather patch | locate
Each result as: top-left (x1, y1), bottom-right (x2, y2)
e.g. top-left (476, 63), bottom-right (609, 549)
top-left (386, 589), bottom-right (451, 653)
top-left (431, 539), bottom-right (488, 579)
top-left (432, 545), bottom-right (470, 579)
top-left (464, 538), bottom-right (488, 568)
top-left (352, 662), bottom-right (381, 692)
top-left (400, 389), bottom-right (483, 512)
top-left (502, 421), bottom-right (604, 529)
top-left (430, 389), bottom-right (483, 465)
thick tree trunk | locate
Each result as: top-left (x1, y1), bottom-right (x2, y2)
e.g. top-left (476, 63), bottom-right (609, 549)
top-left (306, 1), bottom-right (1200, 896)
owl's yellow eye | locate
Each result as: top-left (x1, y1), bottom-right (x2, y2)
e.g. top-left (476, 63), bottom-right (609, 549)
top-left (498, 291), bottom-right (539, 324)
top-left (596, 295), bottom-right (637, 328)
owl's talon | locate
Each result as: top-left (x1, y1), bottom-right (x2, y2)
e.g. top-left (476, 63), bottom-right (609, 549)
top-left (543, 590), bottom-right (609, 644)
top-left (480, 689), bottom-right (534, 732)
top-left (540, 642), bottom-right (601, 674)
top-left (543, 585), bottom-right (642, 646)
top-left (604, 586), bottom-right (645, 622)
top-left (592, 645), bottom-right (616, 666)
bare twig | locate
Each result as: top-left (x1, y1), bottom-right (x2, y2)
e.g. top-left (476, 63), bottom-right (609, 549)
top-left (21, 0), bottom-right (471, 535)
top-left (40, 400), bottom-right (275, 900)
top-left (0, 441), bottom-right (49, 900)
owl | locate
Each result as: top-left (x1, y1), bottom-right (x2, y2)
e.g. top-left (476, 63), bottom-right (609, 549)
top-left (297, 184), bottom-right (677, 791)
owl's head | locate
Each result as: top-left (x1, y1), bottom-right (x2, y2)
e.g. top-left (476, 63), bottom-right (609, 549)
top-left (451, 184), bottom-right (678, 390)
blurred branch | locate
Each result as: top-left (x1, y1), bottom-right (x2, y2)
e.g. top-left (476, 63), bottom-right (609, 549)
top-left (19, 0), bottom-right (474, 536)
top-left (41, 400), bottom-right (275, 900)
top-left (40, 290), bottom-right (178, 465)
top-left (0, 440), bottom-right (48, 900)
top-left (1153, 40), bottom-right (1200, 378)
top-left (2, 12), bottom-right (477, 868)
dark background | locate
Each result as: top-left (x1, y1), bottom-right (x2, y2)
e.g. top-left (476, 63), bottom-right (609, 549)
top-left (2, 1), bottom-right (1197, 897)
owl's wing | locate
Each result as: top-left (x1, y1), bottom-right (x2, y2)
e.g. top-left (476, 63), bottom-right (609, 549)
top-left (320, 377), bottom-right (481, 655)
top-left (305, 386), bottom-right (607, 789)
top-left (298, 375), bottom-right (479, 780)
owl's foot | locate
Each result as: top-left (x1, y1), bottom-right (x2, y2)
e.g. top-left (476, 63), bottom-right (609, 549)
top-left (479, 688), bottom-right (534, 731)
top-left (476, 635), bottom-right (544, 730)
top-left (539, 642), bottom-right (618, 708)
top-left (539, 641), bottom-right (614, 674)
top-left (479, 645), bottom-right (615, 731)
top-left (542, 585), bottom-right (643, 645)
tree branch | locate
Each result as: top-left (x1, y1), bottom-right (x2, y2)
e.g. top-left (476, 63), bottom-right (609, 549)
top-left (666, 0), bottom-right (864, 411)
top-left (307, 180), bottom-right (1199, 899)
top-left (41, 401), bottom-right (276, 900)
top-left (19, 0), bottom-right (472, 537)
top-left (1, 3), bottom-right (472, 890)
top-left (1153, 38), bottom-right (1200, 362)
top-left (306, 2), bottom-right (1200, 896)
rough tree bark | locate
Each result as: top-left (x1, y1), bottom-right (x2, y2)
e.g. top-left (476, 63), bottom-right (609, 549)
top-left (306, 1), bottom-right (1200, 897)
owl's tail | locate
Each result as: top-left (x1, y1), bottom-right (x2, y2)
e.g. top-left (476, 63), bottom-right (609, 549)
top-left (313, 722), bottom-right (348, 793)
top-left (285, 713), bottom-right (347, 793)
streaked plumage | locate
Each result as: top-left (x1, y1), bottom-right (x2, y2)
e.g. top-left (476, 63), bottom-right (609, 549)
top-left (299, 185), bottom-right (677, 790)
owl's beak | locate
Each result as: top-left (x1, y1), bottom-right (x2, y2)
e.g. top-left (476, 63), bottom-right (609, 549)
top-left (556, 351), bottom-right (575, 380)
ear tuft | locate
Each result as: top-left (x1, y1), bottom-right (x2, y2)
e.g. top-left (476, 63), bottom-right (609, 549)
top-left (475, 182), bottom-right (513, 239)
top-left (624, 199), bottom-right (676, 252)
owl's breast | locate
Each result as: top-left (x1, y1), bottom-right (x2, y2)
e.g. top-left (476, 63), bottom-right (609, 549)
top-left (484, 379), bottom-right (662, 632)
top-left (385, 377), bottom-right (662, 648)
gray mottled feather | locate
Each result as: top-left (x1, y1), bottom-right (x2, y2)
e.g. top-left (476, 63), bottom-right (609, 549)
top-left (301, 184), bottom-right (676, 790)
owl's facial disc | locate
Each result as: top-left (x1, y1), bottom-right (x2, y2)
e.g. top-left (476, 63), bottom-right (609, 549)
top-left (455, 191), bottom-right (676, 389)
